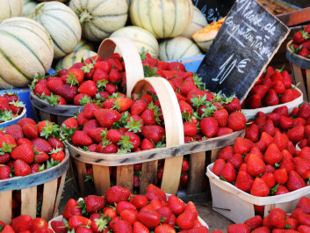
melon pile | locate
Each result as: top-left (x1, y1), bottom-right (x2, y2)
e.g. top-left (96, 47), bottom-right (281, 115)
top-left (0, 0), bottom-right (217, 89)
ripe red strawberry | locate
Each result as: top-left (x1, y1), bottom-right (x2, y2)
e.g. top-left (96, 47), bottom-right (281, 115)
top-left (228, 112), bottom-right (246, 131)
top-left (183, 121), bottom-right (197, 137)
top-left (5, 124), bottom-right (23, 140)
top-left (220, 162), bottom-right (236, 182)
top-left (63, 198), bottom-right (82, 220)
top-left (141, 138), bottom-right (154, 150)
top-left (32, 138), bottom-right (52, 153)
top-left (287, 125), bottom-right (304, 143)
top-left (247, 153), bottom-right (266, 176)
top-left (11, 215), bottom-right (33, 232)
top-left (200, 117), bottom-right (219, 137)
top-left (287, 170), bottom-right (306, 191)
top-left (293, 30), bottom-right (307, 44)
top-left (34, 147), bottom-right (49, 163)
top-left (51, 148), bottom-right (65, 162)
top-left (79, 80), bottom-right (97, 97)
top-left (74, 93), bottom-right (91, 105)
top-left (94, 109), bottom-right (121, 128)
top-left (213, 109), bottom-right (228, 127)
top-left (97, 142), bottom-right (117, 153)
top-left (294, 157), bottom-right (310, 179)
top-left (297, 196), bottom-right (310, 214)
top-left (250, 178), bottom-right (269, 197)
top-left (273, 131), bottom-right (288, 151)
top-left (141, 125), bottom-right (165, 143)
top-left (0, 165), bottom-right (11, 179)
top-left (11, 143), bottom-right (34, 164)
top-left (83, 119), bottom-right (99, 134)
top-left (244, 215), bottom-right (262, 230)
top-left (280, 89), bottom-right (295, 103)
top-left (227, 223), bottom-right (250, 233)
top-left (273, 80), bottom-right (285, 94)
top-left (179, 100), bottom-right (193, 116)
top-left (217, 127), bottom-right (233, 136)
top-left (34, 83), bottom-right (51, 96)
top-left (141, 109), bottom-right (156, 125)
top-left (223, 97), bottom-right (241, 113)
top-left (18, 118), bottom-right (36, 127)
top-left (131, 100), bottom-right (147, 116)
top-left (246, 94), bottom-right (262, 109)
top-left (66, 68), bottom-right (84, 84)
top-left (282, 70), bottom-right (292, 88)
top-left (264, 143), bottom-right (282, 165)
top-left (55, 84), bottom-right (78, 103)
top-left (14, 159), bottom-right (31, 176)
top-left (22, 123), bottom-right (38, 139)
top-left (62, 117), bottom-right (78, 129)
top-left (279, 115), bottom-right (293, 130)
top-left (83, 195), bottom-right (105, 213)
top-left (48, 137), bottom-right (64, 149)
top-left (51, 220), bottom-right (67, 233)
top-left (264, 89), bottom-right (279, 106)
top-left (280, 150), bottom-right (295, 173)
top-left (234, 137), bottom-right (250, 155)
top-left (133, 221), bottom-right (149, 233)
top-left (245, 123), bottom-right (259, 142)
top-left (298, 103), bottom-right (310, 119)
top-left (71, 130), bottom-right (93, 146)
top-left (269, 208), bottom-right (286, 229)
top-left (87, 127), bottom-right (104, 143)
top-left (106, 185), bottom-right (131, 203)
top-left (261, 173), bottom-right (276, 188)
top-left (262, 119), bottom-right (275, 136)
top-left (47, 78), bottom-right (64, 93)
top-left (212, 159), bottom-right (226, 176)
top-left (235, 170), bottom-right (254, 192)
top-left (83, 103), bottom-right (101, 119)
top-left (274, 168), bottom-right (288, 184)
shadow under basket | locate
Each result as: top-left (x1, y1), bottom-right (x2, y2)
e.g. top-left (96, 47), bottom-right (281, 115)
top-left (30, 92), bottom-right (84, 125)
top-left (0, 150), bottom-right (70, 224)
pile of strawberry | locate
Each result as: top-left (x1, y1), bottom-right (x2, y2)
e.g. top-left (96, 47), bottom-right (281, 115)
top-left (290, 25), bottom-right (310, 59)
top-left (0, 215), bottom-right (51, 233)
top-left (212, 103), bottom-right (310, 199)
top-left (244, 66), bottom-right (301, 109)
top-left (0, 118), bottom-right (66, 179)
top-left (31, 54), bottom-right (126, 106)
top-left (0, 92), bottom-right (24, 123)
top-left (50, 184), bottom-right (208, 233)
top-left (142, 53), bottom-right (246, 141)
top-left (211, 196), bottom-right (310, 233)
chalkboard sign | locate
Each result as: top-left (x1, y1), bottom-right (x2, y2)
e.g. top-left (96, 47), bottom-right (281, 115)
top-left (192, 0), bottom-right (235, 23)
top-left (196, 0), bottom-right (290, 101)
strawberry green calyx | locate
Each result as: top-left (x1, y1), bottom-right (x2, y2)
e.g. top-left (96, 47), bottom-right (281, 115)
top-left (222, 94), bottom-right (235, 104)
top-left (0, 142), bottom-right (16, 155)
top-left (191, 95), bottom-right (207, 108)
top-left (95, 216), bottom-right (110, 232)
top-left (270, 183), bottom-right (279, 195)
top-left (193, 73), bottom-right (206, 90)
top-left (96, 79), bottom-right (109, 90)
top-left (144, 65), bottom-right (158, 77)
top-left (50, 148), bottom-right (63, 154)
top-left (117, 135), bottom-right (133, 153)
top-left (9, 100), bottom-right (24, 108)
top-left (84, 174), bottom-right (94, 182)
top-left (39, 164), bottom-right (45, 172)
top-left (112, 112), bottom-right (130, 129)
top-left (0, 110), bottom-right (15, 122)
top-left (81, 62), bottom-right (94, 73)
top-left (125, 118), bottom-right (142, 133)
top-left (46, 158), bottom-right (59, 169)
top-left (66, 72), bottom-right (79, 87)
top-left (61, 125), bottom-right (76, 140)
top-left (40, 121), bottom-right (60, 139)
top-left (80, 96), bottom-right (92, 105)
top-left (155, 140), bottom-right (166, 148)
top-left (44, 93), bottom-right (60, 106)
top-left (100, 129), bottom-right (112, 147)
top-left (147, 102), bottom-right (162, 125)
top-left (140, 47), bottom-right (147, 60)
top-left (77, 198), bottom-right (88, 215)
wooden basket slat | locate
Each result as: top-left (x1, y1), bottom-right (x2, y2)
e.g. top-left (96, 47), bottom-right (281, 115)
top-left (0, 191), bottom-right (12, 224)
top-left (21, 186), bottom-right (37, 218)
top-left (41, 179), bottom-right (58, 220)
top-left (160, 156), bottom-right (183, 194)
top-left (187, 151), bottom-right (206, 194)
top-left (74, 159), bottom-right (87, 194)
top-left (306, 70), bottom-right (310, 101)
top-left (92, 165), bottom-right (110, 195)
top-left (53, 173), bottom-right (67, 218)
top-left (140, 161), bottom-right (158, 194)
top-left (292, 63), bottom-right (307, 101)
top-left (116, 165), bottom-right (134, 192)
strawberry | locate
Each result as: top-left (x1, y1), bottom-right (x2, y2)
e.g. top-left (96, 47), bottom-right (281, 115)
top-left (83, 195), bottom-right (105, 213)
top-left (18, 118), bottom-right (36, 127)
top-left (274, 168), bottom-right (288, 184)
top-left (71, 130), bottom-right (93, 146)
top-left (279, 115), bottom-right (293, 130)
top-left (269, 208), bottom-right (286, 229)
top-left (280, 89), bottom-right (295, 103)
top-left (5, 124), bottom-right (23, 140)
top-left (11, 215), bottom-right (32, 232)
top-left (62, 117), bottom-right (78, 129)
top-left (110, 219), bottom-right (132, 233)
top-left (66, 68), bottom-right (84, 84)
top-left (218, 146), bottom-right (234, 160)
top-left (200, 117), bottom-right (219, 137)
top-left (297, 197), bottom-right (310, 214)
top-left (273, 80), bottom-right (285, 94)
top-left (141, 125), bottom-right (165, 143)
top-left (87, 127), bottom-right (104, 143)
top-left (235, 170), bottom-right (254, 192)
top-left (133, 221), bottom-right (150, 233)
top-left (223, 97), bottom-right (241, 113)
top-left (287, 125), bottom-right (304, 143)
top-left (97, 142), bottom-right (118, 153)
top-left (217, 127), bottom-right (233, 136)
top-left (11, 143), bottom-right (34, 164)
top-left (168, 195), bottom-right (185, 215)
top-left (74, 93), bottom-right (91, 105)
top-left (0, 164), bottom-right (11, 179)
top-left (154, 224), bottom-right (176, 233)
top-left (34, 83), bottom-right (51, 96)
top-left (220, 162), bottom-right (236, 182)
top-left (109, 68), bottom-right (122, 83)
top-left (261, 173), bottom-right (276, 188)
top-left (293, 30), bottom-right (307, 44)
top-left (47, 78), bottom-right (64, 93)
top-left (250, 178), bottom-right (269, 197)
top-left (34, 147), bottom-right (49, 163)
top-left (32, 138), bottom-right (52, 153)
top-left (55, 84), bottom-right (78, 103)
top-left (264, 89), bottom-right (279, 106)
top-left (63, 198), bottom-right (82, 220)
top-left (273, 131), bottom-right (288, 151)
top-left (298, 225), bottom-right (310, 233)
top-left (48, 137), bottom-right (64, 149)
top-left (141, 109), bottom-right (156, 125)
top-left (176, 202), bottom-right (197, 230)
top-left (179, 100), bottom-right (193, 116)
top-left (105, 83), bottom-right (117, 94)
top-left (294, 157), bottom-right (310, 179)
top-left (94, 109), bottom-right (121, 128)
top-left (213, 109), bottom-right (228, 127)
top-left (298, 103), bottom-right (310, 119)
top-left (246, 94), bottom-right (261, 109)
top-left (287, 170), bottom-right (306, 191)
top-left (212, 159), bottom-right (226, 176)
top-left (22, 123), bottom-right (38, 139)
top-left (262, 119), bottom-right (275, 136)
top-left (68, 215), bottom-right (91, 229)
top-left (183, 121), bottom-right (197, 137)
top-left (106, 185), bottom-right (131, 203)
top-left (131, 100), bottom-right (147, 116)
top-left (227, 112), bottom-right (246, 131)
top-left (83, 119), bottom-right (99, 134)
top-left (180, 79), bottom-right (196, 96)
top-left (227, 223), bottom-right (250, 233)
top-left (244, 215), bottom-right (262, 230)
top-left (245, 124), bottom-right (259, 142)
top-left (251, 84), bottom-right (269, 98)
top-left (264, 143), bottom-right (282, 165)
top-left (141, 138), bottom-right (154, 150)
top-left (268, 112), bottom-right (280, 126)
top-left (50, 148), bottom-right (65, 162)
top-left (14, 159), bottom-right (31, 176)
top-left (78, 80), bottom-right (97, 97)
top-left (84, 103), bottom-right (101, 119)
top-left (247, 153), bottom-right (266, 176)
top-left (234, 137), bottom-right (250, 155)
top-left (280, 150), bottom-right (295, 173)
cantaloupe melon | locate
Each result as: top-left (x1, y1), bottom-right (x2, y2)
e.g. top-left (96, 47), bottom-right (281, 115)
top-left (159, 37), bottom-right (202, 61)
top-left (0, 17), bottom-right (54, 88)
top-left (192, 17), bottom-right (225, 51)
top-left (182, 6), bottom-right (208, 38)
top-left (22, 0), bottom-right (37, 17)
top-left (69, 0), bottom-right (128, 42)
top-left (130, 0), bottom-right (193, 39)
top-left (0, 0), bottom-right (23, 22)
top-left (110, 26), bottom-right (159, 58)
top-left (31, 1), bottom-right (82, 58)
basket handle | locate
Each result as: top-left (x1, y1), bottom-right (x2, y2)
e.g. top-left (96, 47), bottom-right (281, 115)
top-left (97, 38), bottom-right (144, 97)
top-left (131, 77), bottom-right (184, 147)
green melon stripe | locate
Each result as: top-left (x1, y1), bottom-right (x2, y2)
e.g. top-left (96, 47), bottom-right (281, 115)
top-left (164, 41), bottom-right (169, 60)
top-left (44, 8), bottom-right (79, 18)
top-left (0, 73), bottom-right (14, 87)
top-left (160, 0), bottom-right (165, 37)
top-left (170, 0), bottom-right (177, 36)
top-left (90, 0), bottom-right (109, 12)
top-left (50, 36), bottom-right (67, 55)
top-left (92, 12), bottom-right (127, 18)
top-left (87, 20), bottom-right (110, 34)
top-left (0, 30), bottom-right (46, 76)
top-left (71, 50), bottom-right (78, 65)
top-left (70, 0), bottom-right (80, 11)
top-left (147, 0), bottom-right (159, 38)
top-left (0, 46), bottom-right (30, 80)
top-left (194, 21), bottom-right (207, 28)
top-left (5, 24), bottom-right (52, 54)
top-left (83, 22), bottom-right (101, 41)
top-left (8, 0), bottom-right (12, 18)
top-left (44, 13), bottom-right (80, 39)
top-left (179, 43), bottom-right (195, 58)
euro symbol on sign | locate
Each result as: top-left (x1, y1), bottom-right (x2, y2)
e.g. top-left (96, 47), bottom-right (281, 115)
top-left (237, 58), bottom-right (250, 73)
